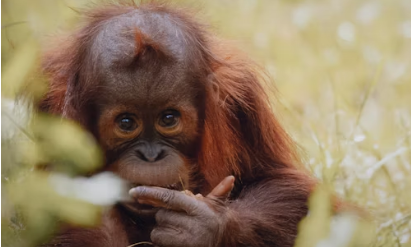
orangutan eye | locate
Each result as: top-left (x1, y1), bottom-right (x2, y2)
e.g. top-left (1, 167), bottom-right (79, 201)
top-left (159, 110), bottom-right (180, 128)
top-left (116, 115), bottom-right (138, 132)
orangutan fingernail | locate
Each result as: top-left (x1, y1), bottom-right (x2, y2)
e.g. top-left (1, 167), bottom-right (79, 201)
top-left (129, 187), bottom-right (140, 196)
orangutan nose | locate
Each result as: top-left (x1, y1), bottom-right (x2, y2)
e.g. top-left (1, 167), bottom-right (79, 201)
top-left (135, 144), bottom-right (165, 162)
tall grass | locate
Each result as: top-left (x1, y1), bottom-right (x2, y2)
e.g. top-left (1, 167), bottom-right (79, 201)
top-left (2, 0), bottom-right (410, 246)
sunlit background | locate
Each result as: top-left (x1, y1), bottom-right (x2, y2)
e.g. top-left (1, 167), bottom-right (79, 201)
top-left (2, 0), bottom-right (411, 246)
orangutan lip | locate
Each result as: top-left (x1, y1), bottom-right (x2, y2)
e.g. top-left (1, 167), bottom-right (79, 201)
top-left (121, 201), bottom-right (159, 217)
top-left (165, 182), bottom-right (181, 190)
top-left (130, 182), bottom-right (182, 191)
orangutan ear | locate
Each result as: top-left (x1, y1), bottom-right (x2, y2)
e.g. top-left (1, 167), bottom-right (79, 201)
top-left (59, 74), bottom-right (88, 124)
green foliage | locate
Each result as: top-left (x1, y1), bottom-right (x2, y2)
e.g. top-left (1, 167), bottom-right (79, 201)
top-left (30, 114), bottom-right (102, 175)
top-left (2, 1), bottom-right (103, 246)
top-left (295, 186), bottom-right (333, 247)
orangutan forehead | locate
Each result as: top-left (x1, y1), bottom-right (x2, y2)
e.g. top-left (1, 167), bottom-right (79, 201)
top-left (93, 43), bottom-right (203, 110)
top-left (84, 9), bottom-right (207, 111)
top-left (96, 68), bottom-right (202, 110)
top-left (90, 10), bottom-right (195, 70)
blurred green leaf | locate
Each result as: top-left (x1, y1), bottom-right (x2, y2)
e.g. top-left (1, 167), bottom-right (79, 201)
top-left (295, 186), bottom-right (332, 247)
top-left (5, 171), bottom-right (102, 246)
top-left (31, 114), bottom-right (103, 175)
top-left (8, 171), bottom-right (102, 226)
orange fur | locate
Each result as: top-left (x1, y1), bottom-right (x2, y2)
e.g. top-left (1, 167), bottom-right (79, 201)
top-left (39, 2), bottom-right (321, 246)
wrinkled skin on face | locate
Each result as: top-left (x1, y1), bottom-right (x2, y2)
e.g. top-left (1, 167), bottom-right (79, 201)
top-left (89, 10), bottom-right (207, 194)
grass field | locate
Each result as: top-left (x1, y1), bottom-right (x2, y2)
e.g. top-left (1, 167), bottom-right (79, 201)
top-left (2, 0), bottom-right (411, 246)
top-left (193, 1), bottom-right (411, 246)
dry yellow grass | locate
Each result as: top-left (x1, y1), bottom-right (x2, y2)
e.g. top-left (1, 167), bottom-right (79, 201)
top-left (192, 0), bottom-right (411, 246)
top-left (2, 0), bottom-right (410, 246)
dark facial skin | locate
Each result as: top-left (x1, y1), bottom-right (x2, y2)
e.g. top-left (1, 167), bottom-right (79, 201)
top-left (90, 11), bottom-right (205, 190)
top-left (95, 72), bottom-right (202, 189)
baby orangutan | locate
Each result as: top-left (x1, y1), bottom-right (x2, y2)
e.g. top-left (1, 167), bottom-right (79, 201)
top-left (40, 2), bottom-right (317, 247)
